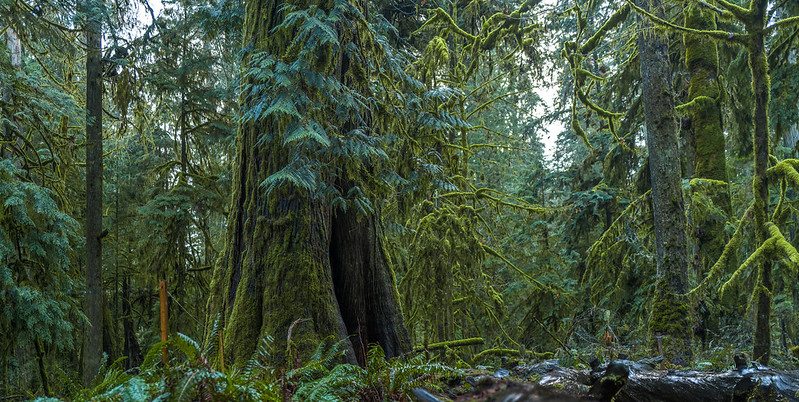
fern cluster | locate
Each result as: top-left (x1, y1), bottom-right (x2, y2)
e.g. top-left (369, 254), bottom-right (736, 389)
top-left (69, 330), bottom-right (457, 401)
top-left (291, 339), bottom-right (460, 402)
top-left (76, 331), bottom-right (280, 401)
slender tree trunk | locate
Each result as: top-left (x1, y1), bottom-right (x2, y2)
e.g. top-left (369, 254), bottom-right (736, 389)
top-left (34, 340), bottom-right (50, 396)
top-left (177, 91), bottom-right (188, 334)
top-left (122, 275), bottom-right (142, 369)
top-left (636, 0), bottom-right (692, 365)
top-left (83, 0), bottom-right (104, 385)
top-left (748, 0), bottom-right (771, 365)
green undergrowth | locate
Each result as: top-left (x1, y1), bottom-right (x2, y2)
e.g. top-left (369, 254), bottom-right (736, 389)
top-left (44, 331), bottom-right (461, 401)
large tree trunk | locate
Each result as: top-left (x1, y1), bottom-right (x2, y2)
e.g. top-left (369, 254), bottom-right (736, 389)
top-left (205, 0), bottom-right (410, 368)
top-left (83, 0), bottom-right (104, 385)
top-left (206, 129), bottom-right (351, 367)
top-left (636, 0), bottom-right (692, 365)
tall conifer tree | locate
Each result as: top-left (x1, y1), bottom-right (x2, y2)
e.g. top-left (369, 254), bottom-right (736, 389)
top-left (84, 0), bottom-right (104, 384)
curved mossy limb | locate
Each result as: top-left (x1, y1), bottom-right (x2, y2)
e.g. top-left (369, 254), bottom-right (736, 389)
top-left (472, 347), bottom-right (520, 361)
top-left (414, 337), bottom-right (485, 352)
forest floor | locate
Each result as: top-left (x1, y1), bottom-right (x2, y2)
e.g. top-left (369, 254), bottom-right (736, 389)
top-left (432, 358), bottom-right (799, 401)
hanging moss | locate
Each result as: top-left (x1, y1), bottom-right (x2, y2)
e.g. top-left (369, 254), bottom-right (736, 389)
top-left (401, 203), bottom-right (490, 343)
top-left (603, 143), bottom-right (636, 187)
top-left (583, 191), bottom-right (654, 314)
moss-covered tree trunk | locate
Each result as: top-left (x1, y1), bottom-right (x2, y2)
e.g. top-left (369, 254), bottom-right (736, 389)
top-left (747, 0), bottom-right (772, 365)
top-left (685, 6), bottom-right (729, 190)
top-left (683, 4), bottom-right (732, 344)
top-left (636, 0), bottom-right (692, 365)
top-left (205, 0), bottom-right (409, 368)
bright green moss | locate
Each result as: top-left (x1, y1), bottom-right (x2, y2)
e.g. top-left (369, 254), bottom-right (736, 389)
top-left (648, 280), bottom-right (692, 365)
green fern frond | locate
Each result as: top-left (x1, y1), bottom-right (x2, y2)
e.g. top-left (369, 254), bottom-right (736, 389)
top-left (283, 121), bottom-right (331, 147)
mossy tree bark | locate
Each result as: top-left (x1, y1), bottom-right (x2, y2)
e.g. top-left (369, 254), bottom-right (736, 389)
top-left (685, 5), bottom-right (729, 189)
top-left (684, 4), bottom-right (731, 215)
top-left (636, 0), bottom-right (692, 365)
top-left (83, 0), bottom-right (104, 385)
top-left (683, 4), bottom-right (732, 341)
top-left (205, 0), bottom-right (410, 368)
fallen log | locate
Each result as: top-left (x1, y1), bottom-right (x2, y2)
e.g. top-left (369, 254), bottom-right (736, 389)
top-left (515, 358), bottom-right (799, 401)
top-left (433, 358), bottom-right (799, 401)
top-left (614, 360), bottom-right (799, 402)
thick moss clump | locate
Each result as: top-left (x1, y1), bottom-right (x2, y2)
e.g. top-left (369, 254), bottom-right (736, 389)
top-left (684, 5), bottom-right (729, 187)
top-left (649, 279), bottom-right (693, 366)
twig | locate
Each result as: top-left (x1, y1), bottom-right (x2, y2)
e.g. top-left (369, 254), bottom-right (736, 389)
top-left (533, 316), bottom-right (587, 365)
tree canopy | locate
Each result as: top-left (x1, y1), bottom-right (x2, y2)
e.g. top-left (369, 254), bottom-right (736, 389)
top-left (2, 0), bottom-right (799, 399)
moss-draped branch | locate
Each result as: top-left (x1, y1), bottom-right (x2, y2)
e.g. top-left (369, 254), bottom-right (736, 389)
top-left (627, 0), bottom-right (747, 45)
top-left (719, 223), bottom-right (799, 300)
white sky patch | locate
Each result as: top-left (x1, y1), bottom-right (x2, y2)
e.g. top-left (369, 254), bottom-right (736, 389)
top-left (133, 0), bottom-right (164, 33)
top-left (537, 80), bottom-right (564, 163)
top-left (536, 0), bottom-right (565, 165)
